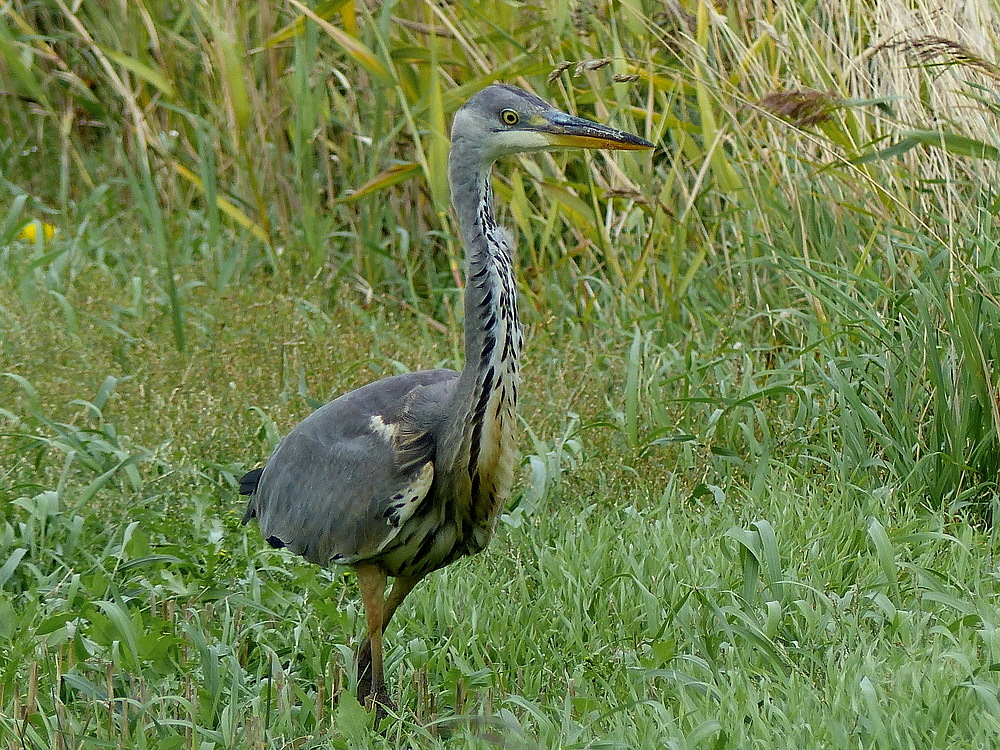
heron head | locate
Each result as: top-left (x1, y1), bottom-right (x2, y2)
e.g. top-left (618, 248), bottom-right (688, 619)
top-left (451, 84), bottom-right (653, 163)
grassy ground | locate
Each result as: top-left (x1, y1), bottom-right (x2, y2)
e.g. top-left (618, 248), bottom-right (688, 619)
top-left (4, 0), bottom-right (1000, 747)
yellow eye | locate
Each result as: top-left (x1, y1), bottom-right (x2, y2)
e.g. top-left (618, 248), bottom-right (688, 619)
top-left (500, 109), bottom-right (519, 126)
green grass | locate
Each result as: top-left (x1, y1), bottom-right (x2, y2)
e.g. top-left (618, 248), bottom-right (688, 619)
top-left (4, 0), bottom-right (1000, 746)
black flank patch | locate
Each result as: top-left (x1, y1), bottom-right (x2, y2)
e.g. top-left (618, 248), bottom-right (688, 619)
top-left (468, 419), bottom-right (483, 477)
top-left (467, 367), bottom-right (494, 477)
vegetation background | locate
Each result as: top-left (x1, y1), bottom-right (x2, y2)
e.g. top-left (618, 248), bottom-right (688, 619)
top-left (3, 0), bottom-right (1000, 746)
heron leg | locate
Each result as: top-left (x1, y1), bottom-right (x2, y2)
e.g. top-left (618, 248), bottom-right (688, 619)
top-left (356, 574), bottom-right (422, 701)
top-left (355, 562), bottom-right (391, 714)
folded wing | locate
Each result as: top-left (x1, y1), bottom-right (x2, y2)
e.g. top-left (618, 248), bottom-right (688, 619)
top-left (240, 369), bottom-right (458, 566)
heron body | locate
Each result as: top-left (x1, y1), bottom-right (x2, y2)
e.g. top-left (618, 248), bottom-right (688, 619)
top-left (240, 84), bottom-right (652, 715)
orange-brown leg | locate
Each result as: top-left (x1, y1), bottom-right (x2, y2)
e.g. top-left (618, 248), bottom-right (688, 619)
top-left (356, 574), bottom-right (422, 702)
top-left (354, 563), bottom-right (390, 714)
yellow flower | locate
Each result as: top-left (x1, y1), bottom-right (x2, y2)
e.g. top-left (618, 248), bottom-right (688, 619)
top-left (18, 221), bottom-right (57, 242)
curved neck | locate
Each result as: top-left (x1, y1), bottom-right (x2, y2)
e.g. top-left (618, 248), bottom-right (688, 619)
top-left (448, 145), bottom-right (523, 387)
top-left (447, 141), bottom-right (523, 502)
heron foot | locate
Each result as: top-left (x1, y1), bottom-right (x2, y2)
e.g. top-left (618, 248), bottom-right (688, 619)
top-left (356, 638), bottom-right (374, 702)
top-left (362, 688), bottom-right (395, 725)
top-left (356, 645), bottom-right (395, 722)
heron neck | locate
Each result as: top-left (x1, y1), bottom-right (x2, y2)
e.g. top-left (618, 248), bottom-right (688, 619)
top-left (448, 149), bottom-right (522, 514)
top-left (452, 162), bottom-right (523, 387)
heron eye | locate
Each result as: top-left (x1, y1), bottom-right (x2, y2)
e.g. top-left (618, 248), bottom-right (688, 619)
top-left (500, 109), bottom-right (519, 126)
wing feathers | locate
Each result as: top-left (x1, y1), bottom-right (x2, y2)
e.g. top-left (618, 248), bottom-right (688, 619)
top-left (241, 370), bottom-right (456, 567)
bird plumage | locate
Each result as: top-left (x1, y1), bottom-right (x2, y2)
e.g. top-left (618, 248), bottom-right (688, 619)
top-left (240, 369), bottom-right (459, 571)
top-left (240, 83), bottom-right (652, 717)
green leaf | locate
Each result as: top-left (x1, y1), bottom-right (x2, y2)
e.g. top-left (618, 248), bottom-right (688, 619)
top-left (0, 598), bottom-right (15, 639)
top-left (285, 0), bottom-right (390, 81)
top-left (0, 548), bottom-right (26, 589)
top-left (63, 672), bottom-right (109, 702)
top-left (1, 194), bottom-right (29, 243)
top-left (857, 130), bottom-right (1000, 164)
top-left (98, 46), bottom-right (176, 98)
top-left (171, 161), bottom-right (269, 243)
top-left (867, 516), bottom-right (901, 603)
top-left (338, 163), bottom-right (421, 203)
top-left (266, 0), bottom-right (354, 46)
top-left (751, 520), bottom-right (784, 602)
top-left (118, 554), bottom-right (183, 572)
top-left (0, 17), bottom-right (49, 108)
top-left (333, 691), bottom-right (372, 740)
top-left (93, 600), bottom-right (140, 669)
top-left (902, 129), bottom-right (1000, 160)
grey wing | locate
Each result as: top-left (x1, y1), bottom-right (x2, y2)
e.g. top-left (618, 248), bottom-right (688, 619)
top-left (240, 369), bottom-right (458, 566)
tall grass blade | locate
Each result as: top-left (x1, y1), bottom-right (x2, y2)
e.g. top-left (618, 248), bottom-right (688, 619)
top-left (867, 516), bottom-right (901, 603)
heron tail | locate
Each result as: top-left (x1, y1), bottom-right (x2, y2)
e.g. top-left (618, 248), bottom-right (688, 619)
top-left (239, 467), bottom-right (264, 525)
top-left (238, 467), bottom-right (264, 496)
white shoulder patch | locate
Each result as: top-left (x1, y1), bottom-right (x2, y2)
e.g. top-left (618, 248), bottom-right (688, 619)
top-left (369, 414), bottom-right (398, 443)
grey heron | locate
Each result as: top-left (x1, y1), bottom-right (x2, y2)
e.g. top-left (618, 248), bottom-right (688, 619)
top-left (240, 83), bottom-right (652, 716)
